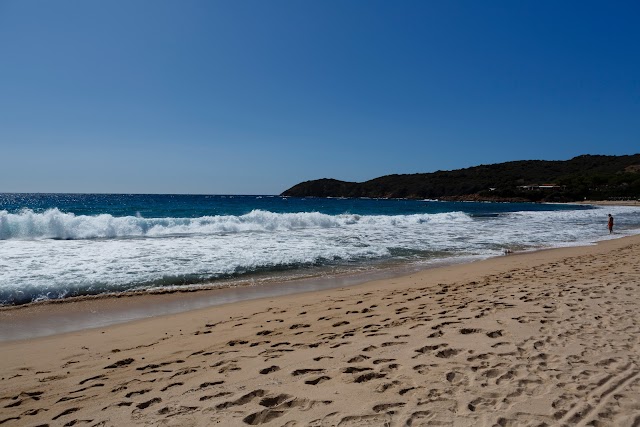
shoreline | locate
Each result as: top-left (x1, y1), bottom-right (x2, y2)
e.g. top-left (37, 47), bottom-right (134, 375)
top-left (1, 228), bottom-right (638, 342)
top-left (2, 234), bottom-right (640, 425)
top-left (0, 259), bottom-right (456, 342)
top-left (573, 199), bottom-right (640, 207)
top-left (2, 198), bottom-right (636, 316)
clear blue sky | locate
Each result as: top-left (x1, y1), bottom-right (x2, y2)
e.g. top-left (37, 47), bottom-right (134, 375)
top-left (1, 1), bottom-right (638, 195)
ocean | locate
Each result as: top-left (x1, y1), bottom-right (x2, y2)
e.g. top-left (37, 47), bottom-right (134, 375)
top-left (2, 193), bottom-right (640, 307)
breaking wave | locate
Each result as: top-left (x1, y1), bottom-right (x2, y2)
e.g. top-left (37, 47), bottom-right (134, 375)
top-left (0, 209), bottom-right (472, 240)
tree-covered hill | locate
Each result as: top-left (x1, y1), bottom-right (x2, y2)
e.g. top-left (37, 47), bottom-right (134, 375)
top-left (281, 154), bottom-right (640, 202)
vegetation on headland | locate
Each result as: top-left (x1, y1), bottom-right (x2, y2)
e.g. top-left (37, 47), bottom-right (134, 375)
top-left (281, 154), bottom-right (640, 202)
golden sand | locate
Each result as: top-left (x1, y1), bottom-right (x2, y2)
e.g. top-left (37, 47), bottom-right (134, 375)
top-left (2, 235), bottom-right (640, 426)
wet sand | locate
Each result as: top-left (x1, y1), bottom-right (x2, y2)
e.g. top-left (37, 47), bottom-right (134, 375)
top-left (0, 259), bottom-right (462, 342)
top-left (1, 235), bottom-right (640, 426)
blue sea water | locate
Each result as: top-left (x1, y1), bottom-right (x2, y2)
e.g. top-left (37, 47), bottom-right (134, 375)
top-left (1, 193), bottom-right (640, 306)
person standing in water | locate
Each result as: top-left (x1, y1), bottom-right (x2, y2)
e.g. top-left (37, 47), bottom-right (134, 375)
top-left (608, 214), bottom-right (614, 234)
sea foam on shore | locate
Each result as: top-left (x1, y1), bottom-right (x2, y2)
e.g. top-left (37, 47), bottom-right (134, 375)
top-left (2, 195), bottom-right (640, 306)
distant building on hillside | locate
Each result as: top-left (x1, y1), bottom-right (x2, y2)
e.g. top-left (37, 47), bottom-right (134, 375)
top-left (519, 184), bottom-right (564, 191)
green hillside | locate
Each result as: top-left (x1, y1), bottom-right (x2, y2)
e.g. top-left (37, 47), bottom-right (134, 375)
top-left (281, 154), bottom-right (640, 202)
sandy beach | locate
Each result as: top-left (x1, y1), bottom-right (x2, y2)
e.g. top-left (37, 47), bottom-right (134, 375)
top-left (576, 200), bottom-right (640, 207)
top-left (2, 235), bottom-right (640, 426)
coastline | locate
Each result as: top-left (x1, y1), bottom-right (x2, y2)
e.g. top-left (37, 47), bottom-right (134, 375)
top-left (3, 196), bottom-right (637, 311)
top-left (574, 199), bottom-right (640, 207)
top-left (0, 228), bottom-right (636, 342)
top-left (0, 229), bottom-right (630, 342)
top-left (2, 234), bottom-right (640, 425)
top-left (0, 260), bottom-right (456, 342)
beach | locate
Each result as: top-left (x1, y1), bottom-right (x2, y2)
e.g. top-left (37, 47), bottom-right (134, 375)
top-left (575, 200), bottom-right (640, 207)
top-left (1, 235), bottom-right (639, 426)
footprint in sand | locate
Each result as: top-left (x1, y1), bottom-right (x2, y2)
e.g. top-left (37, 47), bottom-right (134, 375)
top-left (348, 355), bottom-right (370, 363)
top-left (354, 372), bottom-right (387, 383)
top-left (290, 324), bottom-right (311, 329)
top-left (136, 397), bottom-right (162, 410)
top-left (52, 407), bottom-right (80, 420)
top-left (125, 389), bottom-right (151, 398)
top-left (216, 389), bottom-right (265, 409)
top-left (372, 402), bottom-right (405, 413)
top-left (436, 348), bottom-right (462, 358)
top-left (341, 366), bottom-right (372, 374)
top-left (104, 358), bottom-right (135, 369)
top-left (259, 365), bottom-right (280, 374)
top-left (160, 382), bottom-right (183, 392)
top-left (292, 368), bottom-right (325, 377)
top-left (305, 376), bottom-right (331, 385)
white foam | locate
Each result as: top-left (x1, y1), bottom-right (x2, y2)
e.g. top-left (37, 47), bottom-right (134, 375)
top-left (0, 209), bottom-right (472, 240)
top-left (1, 205), bottom-right (639, 304)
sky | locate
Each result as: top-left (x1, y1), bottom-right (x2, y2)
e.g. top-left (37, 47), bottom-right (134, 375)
top-left (0, 1), bottom-right (638, 195)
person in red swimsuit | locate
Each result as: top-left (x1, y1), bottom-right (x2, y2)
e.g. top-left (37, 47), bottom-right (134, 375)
top-left (608, 214), bottom-right (614, 234)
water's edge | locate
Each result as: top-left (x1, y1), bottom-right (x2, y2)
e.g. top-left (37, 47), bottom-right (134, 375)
top-left (0, 235), bottom-right (614, 343)
top-left (0, 253), bottom-right (500, 342)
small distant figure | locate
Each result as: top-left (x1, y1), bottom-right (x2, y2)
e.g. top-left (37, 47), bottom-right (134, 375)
top-left (608, 214), bottom-right (614, 234)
